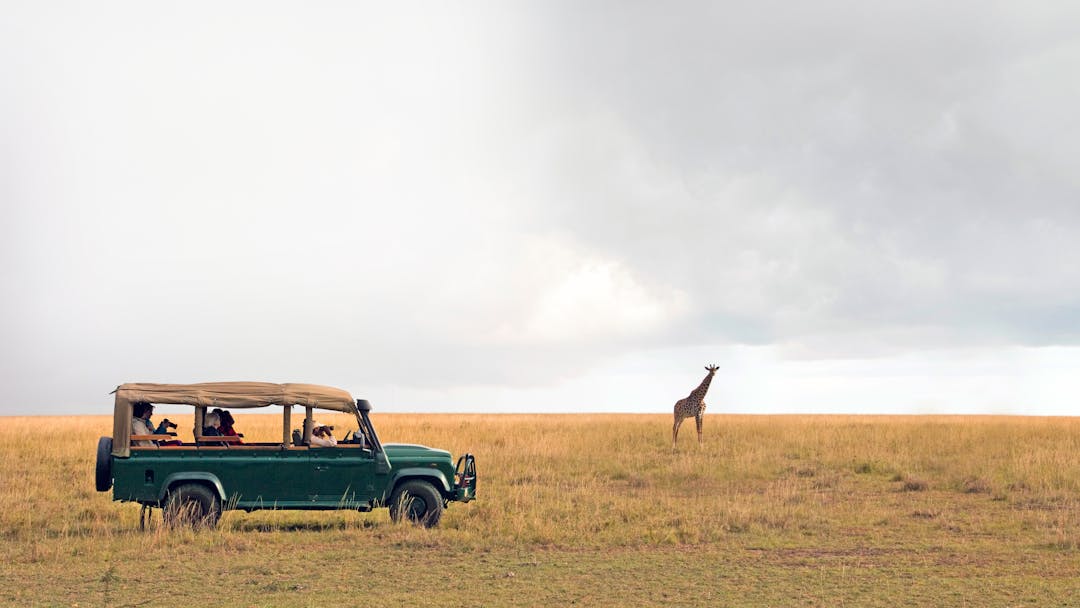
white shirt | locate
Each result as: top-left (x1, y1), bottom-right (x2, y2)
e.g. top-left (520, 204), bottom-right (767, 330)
top-left (309, 434), bottom-right (337, 447)
top-left (131, 417), bottom-right (154, 446)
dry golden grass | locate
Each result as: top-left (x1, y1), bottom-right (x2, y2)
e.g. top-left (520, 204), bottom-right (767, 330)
top-left (1, 413), bottom-right (1078, 606)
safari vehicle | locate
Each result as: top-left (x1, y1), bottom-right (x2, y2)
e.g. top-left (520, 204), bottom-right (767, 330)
top-left (94, 382), bottom-right (477, 528)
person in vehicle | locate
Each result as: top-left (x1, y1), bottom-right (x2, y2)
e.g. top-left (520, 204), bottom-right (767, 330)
top-left (309, 422), bottom-right (337, 447)
top-left (131, 402), bottom-right (154, 446)
top-left (201, 411), bottom-right (227, 445)
top-left (213, 408), bottom-right (242, 443)
top-left (131, 401), bottom-right (179, 446)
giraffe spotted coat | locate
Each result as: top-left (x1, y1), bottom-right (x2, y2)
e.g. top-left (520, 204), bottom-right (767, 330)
top-left (673, 365), bottom-right (718, 447)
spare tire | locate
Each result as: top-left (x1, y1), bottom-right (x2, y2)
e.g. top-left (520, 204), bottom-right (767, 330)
top-left (95, 436), bottom-right (113, 492)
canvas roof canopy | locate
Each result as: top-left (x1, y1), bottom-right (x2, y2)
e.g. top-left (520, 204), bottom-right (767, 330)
top-left (115, 382), bottom-right (356, 411)
top-left (112, 382), bottom-right (357, 456)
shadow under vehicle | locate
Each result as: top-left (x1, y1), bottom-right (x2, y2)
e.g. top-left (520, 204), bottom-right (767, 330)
top-left (94, 382), bottom-right (477, 528)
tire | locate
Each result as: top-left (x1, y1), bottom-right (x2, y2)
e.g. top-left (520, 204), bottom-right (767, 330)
top-left (388, 480), bottom-right (443, 528)
top-left (163, 483), bottom-right (222, 529)
top-left (95, 437), bottom-right (113, 492)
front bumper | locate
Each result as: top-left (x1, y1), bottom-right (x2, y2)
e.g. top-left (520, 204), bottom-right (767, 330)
top-left (453, 453), bottom-right (477, 502)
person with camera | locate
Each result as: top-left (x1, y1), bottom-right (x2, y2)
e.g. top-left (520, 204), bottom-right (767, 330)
top-left (309, 422), bottom-right (338, 447)
top-left (131, 402), bottom-right (180, 446)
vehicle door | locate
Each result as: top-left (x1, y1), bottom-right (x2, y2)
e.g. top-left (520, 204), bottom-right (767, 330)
top-left (308, 446), bottom-right (378, 506)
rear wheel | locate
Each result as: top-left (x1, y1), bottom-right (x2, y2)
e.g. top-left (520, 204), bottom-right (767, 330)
top-left (163, 483), bottom-right (221, 529)
top-left (388, 480), bottom-right (443, 528)
top-left (95, 437), bottom-right (113, 492)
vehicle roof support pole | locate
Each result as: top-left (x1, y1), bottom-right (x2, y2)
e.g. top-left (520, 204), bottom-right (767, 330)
top-left (283, 405), bottom-right (292, 446)
top-left (112, 395), bottom-right (133, 457)
top-left (195, 406), bottom-right (205, 439)
top-left (303, 407), bottom-right (314, 443)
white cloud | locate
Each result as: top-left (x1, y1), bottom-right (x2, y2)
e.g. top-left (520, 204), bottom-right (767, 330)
top-left (512, 252), bottom-right (690, 345)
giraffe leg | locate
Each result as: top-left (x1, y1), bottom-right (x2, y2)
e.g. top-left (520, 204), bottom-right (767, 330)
top-left (672, 399), bottom-right (688, 449)
top-left (695, 413), bottom-right (704, 446)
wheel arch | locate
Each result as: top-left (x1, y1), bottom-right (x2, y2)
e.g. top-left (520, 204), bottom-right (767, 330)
top-left (387, 470), bottom-right (452, 500)
top-left (158, 472), bottom-right (227, 503)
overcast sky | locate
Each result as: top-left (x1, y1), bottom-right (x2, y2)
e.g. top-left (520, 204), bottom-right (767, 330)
top-left (2, 2), bottom-right (1079, 416)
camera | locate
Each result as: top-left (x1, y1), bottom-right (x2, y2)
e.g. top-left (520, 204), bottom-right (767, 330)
top-left (161, 418), bottom-right (178, 430)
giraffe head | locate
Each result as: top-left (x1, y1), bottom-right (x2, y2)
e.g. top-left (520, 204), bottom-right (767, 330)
top-left (705, 364), bottom-right (719, 374)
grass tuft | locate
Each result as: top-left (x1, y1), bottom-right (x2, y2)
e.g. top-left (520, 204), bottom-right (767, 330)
top-left (961, 476), bottom-right (993, 494)
top-left (902, 477), bottom-right (930, 492)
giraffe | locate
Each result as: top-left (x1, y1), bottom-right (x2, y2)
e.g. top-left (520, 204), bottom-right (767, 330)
top-left (672, 364), bottom-right (719, 448)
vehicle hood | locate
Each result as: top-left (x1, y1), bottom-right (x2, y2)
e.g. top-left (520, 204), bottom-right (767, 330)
top-left (382, 443), bottom-right (452, 461)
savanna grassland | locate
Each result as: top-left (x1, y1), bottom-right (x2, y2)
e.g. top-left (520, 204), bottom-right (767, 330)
top-left (1, 413), bottom-right (1078, 607)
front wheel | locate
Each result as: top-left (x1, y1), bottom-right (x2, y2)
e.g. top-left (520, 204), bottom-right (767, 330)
top-left (163, 483), bottom-right (221, 529)
top-left (388, 480), bottom-right (443, 528)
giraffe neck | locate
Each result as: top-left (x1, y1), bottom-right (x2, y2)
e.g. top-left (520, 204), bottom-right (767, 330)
top-left (687, 372), bottom-right (715, 403)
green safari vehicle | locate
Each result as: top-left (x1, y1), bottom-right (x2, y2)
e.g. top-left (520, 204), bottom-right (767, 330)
top-left (94, 382), bottom-right (477, 528)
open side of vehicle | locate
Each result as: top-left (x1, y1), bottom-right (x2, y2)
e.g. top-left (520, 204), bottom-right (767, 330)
top-left (95, 382), bottom-right (476, 529)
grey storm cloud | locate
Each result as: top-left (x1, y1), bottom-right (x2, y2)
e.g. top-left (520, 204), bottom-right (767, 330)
top-left (500, 1), bottom-right (1080, 351)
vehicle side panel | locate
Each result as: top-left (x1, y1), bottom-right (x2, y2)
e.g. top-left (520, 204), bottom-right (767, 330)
top-left (114, 448), bottom-right (319, 508)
